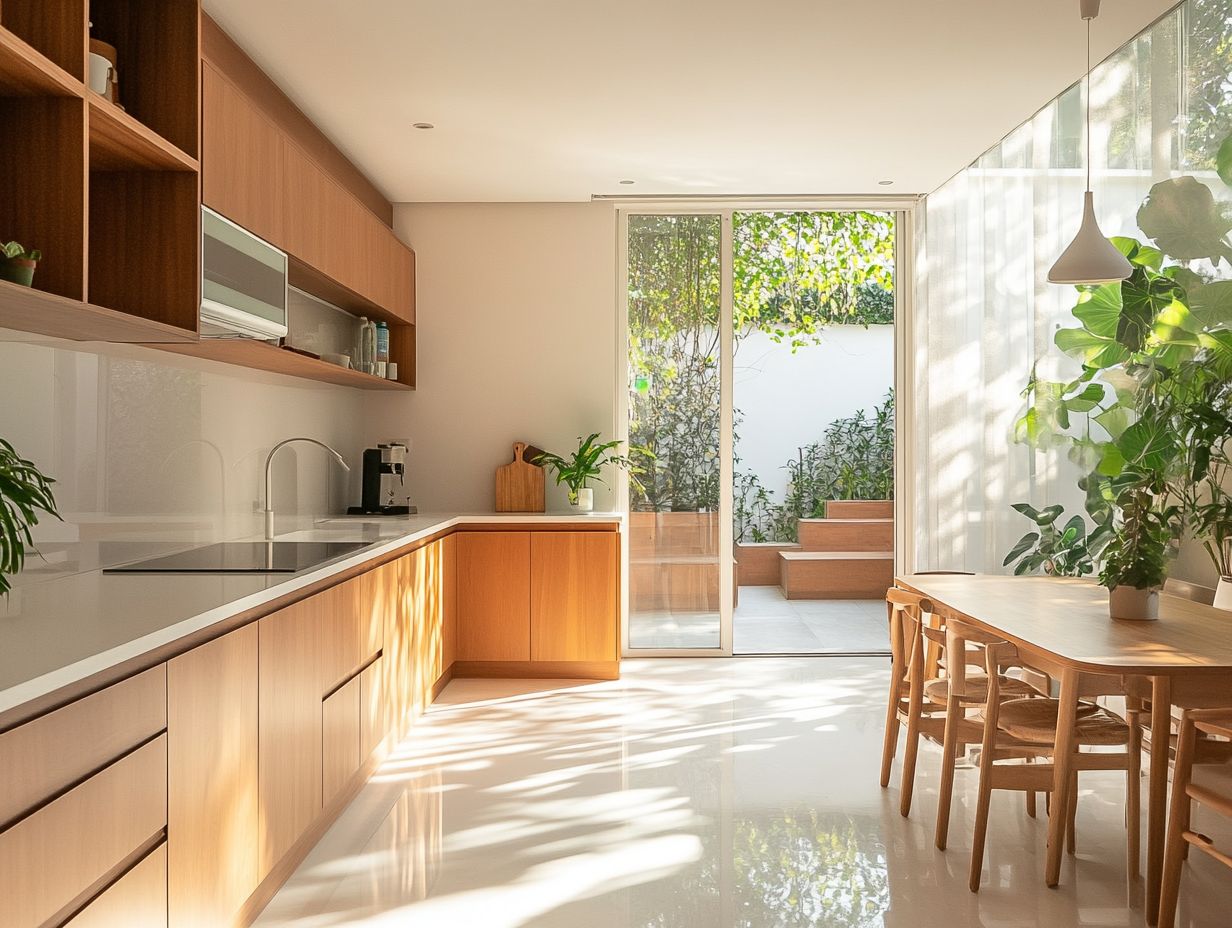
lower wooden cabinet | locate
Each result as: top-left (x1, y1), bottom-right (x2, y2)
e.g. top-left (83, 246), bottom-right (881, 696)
top-left (168, 624), bottom-right (259, 928)
top-left (322, 674), bottom-right (362, 806)
top-left (531, 532), bottom-right (620, 662)
top-left (65, 843), bottom-right (167, 928)
top-left (457, 532), bottom-right (531, 661)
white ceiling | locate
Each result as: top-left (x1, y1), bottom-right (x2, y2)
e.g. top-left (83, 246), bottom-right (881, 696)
top-left (203, 0), bottom-right (1176, 203)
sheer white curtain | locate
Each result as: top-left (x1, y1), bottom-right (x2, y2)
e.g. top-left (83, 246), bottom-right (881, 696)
top-left (913, 0), bottom-right (1232, 577)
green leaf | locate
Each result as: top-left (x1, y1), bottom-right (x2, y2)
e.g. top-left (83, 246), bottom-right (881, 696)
top-left (1218, 133), bottom-right (1232, 188)
top-left (1136, 176), bottom-right (1232, 263)
top-left (1117, 417), bottom-right (1178, 472)
top-left (1054, 326), bottom-right (1129, 368)
top-left (1188, 281), bottom-right (1232, 331)
top-left (1003, 532), bottom-right (1040, 566)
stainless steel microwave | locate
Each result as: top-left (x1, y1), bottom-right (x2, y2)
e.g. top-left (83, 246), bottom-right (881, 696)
top-left (201, 207), bottom-right (288, 340)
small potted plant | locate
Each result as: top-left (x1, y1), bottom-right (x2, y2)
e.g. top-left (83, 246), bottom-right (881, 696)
top-left (1, 242), bottom-right (42, 287)
top-left (534, 433), bottom-right (639, 512)
top-left (1, 437), bottom-right (60, 595)
top-left (1100, 487), bottom-right (1178, 621)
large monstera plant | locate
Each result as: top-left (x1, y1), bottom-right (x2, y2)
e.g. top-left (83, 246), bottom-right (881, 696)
top-left (1011, 135), bottom-right (1232, 591)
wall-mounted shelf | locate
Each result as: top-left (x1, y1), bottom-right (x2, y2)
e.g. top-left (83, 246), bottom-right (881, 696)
top-left (88, 94), bottom-right (198, 172)
top-left (154, 339), bottom-right (414, 391)
top-left (0, 26), bottom-right (83, 97)
top-left (0, 2), bottom-right (202, 344)
top-left (0, 279), bottom-right (196, 343)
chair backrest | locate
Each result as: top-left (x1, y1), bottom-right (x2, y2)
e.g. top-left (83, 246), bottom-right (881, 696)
top-left (943, 615), bottom-right (1018, 703)
top-left (885, 587), bottom-right (932, 683)
top-left (1164, 577), bottom-right (1216, 606)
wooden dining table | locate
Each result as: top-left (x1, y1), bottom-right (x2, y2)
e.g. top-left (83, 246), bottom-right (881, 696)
top-left (896, 573), bottom-right (1232, 924)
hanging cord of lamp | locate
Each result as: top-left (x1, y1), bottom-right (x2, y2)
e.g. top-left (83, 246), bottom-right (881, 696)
top-left (1047, 0), bottom-right (1133, 285)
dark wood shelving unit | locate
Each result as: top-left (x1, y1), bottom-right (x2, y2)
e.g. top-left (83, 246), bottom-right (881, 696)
top-left (0, 1), bottom-right (201, 344)
top-left (155, 338), bottom-right (413, 391)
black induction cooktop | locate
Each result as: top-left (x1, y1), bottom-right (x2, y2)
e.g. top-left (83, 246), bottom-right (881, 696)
top-left (103, 541), bottom-right (371, 574)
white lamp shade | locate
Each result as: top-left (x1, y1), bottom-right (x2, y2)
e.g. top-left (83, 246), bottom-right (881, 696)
top-left (1047, 191), bottom-right (1133, 284)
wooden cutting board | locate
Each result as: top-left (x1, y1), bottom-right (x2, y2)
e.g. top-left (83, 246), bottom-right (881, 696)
top-left (495, 442), bottom-right (545, 512)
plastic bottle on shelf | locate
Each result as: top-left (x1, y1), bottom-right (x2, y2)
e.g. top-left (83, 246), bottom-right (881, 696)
top-left (375, 321), bottom-right (390, 363)
top-left (357, 317), bottom-right (376, 374)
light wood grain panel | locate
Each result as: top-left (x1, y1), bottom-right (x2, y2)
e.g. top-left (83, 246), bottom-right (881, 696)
top-left (531, 532), bottom-right (619, 663)
top-left (154, 339), bottom-right (412, 390)
top-left (0, 735), bottom-right (167, 928)
top-left (797, 518), bottom-right (893, 552)
top-left (321, 675), bottom-right (361, 807)
top-left (167, 625), bottom-right (258, 928)
top-left (88, 93), bottom-right (197, 171)
top-left (411, 541), bottom-right (446, 713)
top-left (65, 843), bottom-right (166, 928)
top-left (0, 664), bottom-right (165, 828)
top-left (456, 532), bottom-right (531, 661)
top-left (0, 277), bottom-right (196, 344)
top-left (453, 660), bottom-right (620, 681)
top-left (258, 598), bottom-right (323, 877)
top-left (442, 533), bottom-right (458, 670)
top-left (318, 576), bottom-right (382, 697)
top-left (201, 62), bottom-right (284, 244)
top-left (359, 658), bottom-right (386, 763)
top-left (201, 13), bottom-right (391, 224)
top-left (826, 500), bottom-right (893, 519)
top-left (781, 551), bottom-right (893, 599)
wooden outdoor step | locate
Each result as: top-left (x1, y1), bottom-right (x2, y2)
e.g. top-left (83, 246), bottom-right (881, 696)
top-left (735, 543), bottom-right (800, 585)
top-left (797, 518), bottom-right (893, 552)
top-left (779, 550), bottom-right (894, 600)
top-left (825, 500), bottom-right (893, 519)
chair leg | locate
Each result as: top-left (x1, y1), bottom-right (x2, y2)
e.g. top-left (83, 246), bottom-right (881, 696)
top-left (899, 702), bottom-right (922, 817)
top-left (935, 695), bottom-right (961, 850)
top-left (1158, 714), bottom-right (1198, 928)
top-left (1127, 723), bottom-right (1142, 881)
top-left (1066, 771), bottom-right (1078, 856)
top-left (880, 686), bottom-right (901, 789)
top-left (969, 740), bottom-right (995, 893)
top-left (1025, 756), bottom-right (1037, 819)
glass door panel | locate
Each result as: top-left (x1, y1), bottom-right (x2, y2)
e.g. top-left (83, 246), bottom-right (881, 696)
top-left (626, 214), bottom-right (723, 649)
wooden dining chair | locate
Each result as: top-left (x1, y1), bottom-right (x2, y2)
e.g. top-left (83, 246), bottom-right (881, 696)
top-left (1158, 708), bottom-right (1232, 928)
top-left (946, 616), bottom-right (1141, 893)
top-left (880, 587), bottom-right (1036, 824)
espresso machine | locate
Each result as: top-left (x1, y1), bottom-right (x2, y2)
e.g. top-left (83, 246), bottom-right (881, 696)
top-left (348, 442), bottom-right (415, 515)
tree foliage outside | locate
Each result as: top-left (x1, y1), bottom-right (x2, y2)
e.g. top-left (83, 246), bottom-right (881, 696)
top-left (627, 211), bottom-right (895, 520)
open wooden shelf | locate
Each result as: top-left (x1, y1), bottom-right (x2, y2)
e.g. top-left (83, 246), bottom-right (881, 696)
top-left (88, 93), bottom-right (198, 171)
top-left (0, 278), bottom-right (197, 343)
top-left (154, 338), bottom-right (414, 390)
top-left (0, 26), bottom-right (83, 97)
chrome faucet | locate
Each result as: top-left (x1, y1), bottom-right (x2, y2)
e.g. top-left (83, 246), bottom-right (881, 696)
top-left (264, 438), bottom-right (351, 539)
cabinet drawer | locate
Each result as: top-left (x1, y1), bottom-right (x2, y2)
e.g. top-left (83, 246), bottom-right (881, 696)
top-left (322, 674), bottom-right (361, 806)
top-left (0, 665), bottom-right (167, 826)
top-left (0, 734), bottom-right (167, 928)
top-left (65, 843), bottom-right (167, 928)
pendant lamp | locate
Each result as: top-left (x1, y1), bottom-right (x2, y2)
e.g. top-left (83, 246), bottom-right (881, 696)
top-left (1047, 0), bottom-right (1132, 285)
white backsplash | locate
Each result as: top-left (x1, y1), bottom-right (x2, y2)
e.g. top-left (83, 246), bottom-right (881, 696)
top-left (0, 337), bottom-right (367, 550)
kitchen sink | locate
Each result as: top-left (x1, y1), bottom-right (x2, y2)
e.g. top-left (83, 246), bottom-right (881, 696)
top-left (103, 541), bottom-right (372, 574)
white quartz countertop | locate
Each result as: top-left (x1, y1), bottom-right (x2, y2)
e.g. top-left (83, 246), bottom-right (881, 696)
top-left (0, 512), bottom-right (622, 718)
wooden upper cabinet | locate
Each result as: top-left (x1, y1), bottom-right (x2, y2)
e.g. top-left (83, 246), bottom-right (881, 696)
top-left (457, 532), bottom-right (531, 661)
top-left (201, 62), bottom-right (285, 247)
top-left (530, 533), bottom-right (619, 663)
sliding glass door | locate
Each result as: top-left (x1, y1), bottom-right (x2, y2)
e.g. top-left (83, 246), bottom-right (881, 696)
top-left (621, 205), bottom-right (904, 656)
top-left (624, 213), bottom-right (729, 651)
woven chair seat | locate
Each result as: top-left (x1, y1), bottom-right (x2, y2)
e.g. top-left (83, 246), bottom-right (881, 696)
top-left (924, 673), bottom-right (1038, 704)
top-left (993, 698), bottom-right (1130, 746)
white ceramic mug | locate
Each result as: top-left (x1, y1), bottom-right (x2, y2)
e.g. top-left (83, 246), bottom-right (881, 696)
top-left (88, 53), bottom-right (113, 96)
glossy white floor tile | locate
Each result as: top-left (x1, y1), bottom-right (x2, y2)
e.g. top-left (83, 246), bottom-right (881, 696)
top-left (254, 659), bottom-right (1232, 928)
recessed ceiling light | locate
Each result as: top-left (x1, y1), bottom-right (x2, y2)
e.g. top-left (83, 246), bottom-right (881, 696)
top-left (412, 122), bottom-right (435, 130)
top-left (878, 179), bottom-right (894, 186)
top-left (619, 179), bottom-right (635, 185)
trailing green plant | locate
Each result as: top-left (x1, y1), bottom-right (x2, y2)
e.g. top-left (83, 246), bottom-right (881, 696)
top-left (1002, 499), bottom-right (1113, 577)
top-left (0, 438), bottom-right (60, 595)
top-left (733, 391), bottom-right (895, 543)
top-left (1, 242), bottom-right (40, 262)
top-left (1012, 129), bottom-right (1232, 585)
top-left (534, 434), bottom-right (642, 505)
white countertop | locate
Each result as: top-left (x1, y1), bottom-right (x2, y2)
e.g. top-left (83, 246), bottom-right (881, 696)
top-left (0, 512), bottom-right (622, 718)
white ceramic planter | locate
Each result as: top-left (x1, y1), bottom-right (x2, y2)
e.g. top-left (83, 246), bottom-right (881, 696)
top-left (1214, 577), bottom-right (1232, 612)
top-left (571, 488), bottom-right (594, 512)
top-left (1109, 585), bottom-right (1159, 621)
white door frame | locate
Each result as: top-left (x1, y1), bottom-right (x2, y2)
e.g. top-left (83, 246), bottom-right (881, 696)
top-left (616, 198), bottom-right (920, 657)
